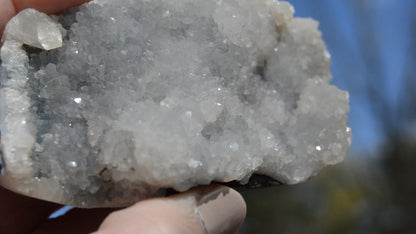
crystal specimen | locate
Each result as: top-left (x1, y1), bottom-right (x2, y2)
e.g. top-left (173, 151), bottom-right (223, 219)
top-left (0, 0), bottom-right (352, 207)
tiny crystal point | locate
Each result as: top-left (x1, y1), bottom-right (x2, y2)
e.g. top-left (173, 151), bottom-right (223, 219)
top-left (2, 8), bottom-right (62, 50)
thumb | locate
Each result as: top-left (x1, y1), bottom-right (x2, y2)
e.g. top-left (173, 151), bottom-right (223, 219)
top-left (94, 185), bottom-right (246, 234)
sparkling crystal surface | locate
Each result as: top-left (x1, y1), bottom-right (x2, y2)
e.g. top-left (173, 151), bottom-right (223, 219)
top-left (0, 0), bottom-right (352, 207)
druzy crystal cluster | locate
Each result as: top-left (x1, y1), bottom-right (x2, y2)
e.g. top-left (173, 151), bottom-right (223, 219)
top-left (0, 0), bottom-right (352, 207)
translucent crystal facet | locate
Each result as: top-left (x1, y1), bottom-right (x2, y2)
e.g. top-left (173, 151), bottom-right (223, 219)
top-left (1, 8), bottom-right (63, 50)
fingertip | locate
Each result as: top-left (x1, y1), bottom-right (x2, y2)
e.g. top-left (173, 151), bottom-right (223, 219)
top-left (96, 198), bottom-right (202, 234)
top-left (13, 0), bottom-right (90, 14)
top-left (193, 185), bottom-right (247, 234)
top-left (0, 0), bottom-right (16, 36)
top-left (95, 185), bottom-right (247, 234)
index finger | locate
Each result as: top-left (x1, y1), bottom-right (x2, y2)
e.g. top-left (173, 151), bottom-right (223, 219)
top-left (13, 0), bottom-right (90, 14)
top-left (0, 0), bottom-right (89, 35)
top-left (0, 0), bottom-right (16, 35)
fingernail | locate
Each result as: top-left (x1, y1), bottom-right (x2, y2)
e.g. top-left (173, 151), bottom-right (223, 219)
top-left (195, 185), bottom-right (246, 234)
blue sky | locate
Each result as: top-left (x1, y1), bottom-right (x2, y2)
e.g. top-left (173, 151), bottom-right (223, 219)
top-left (288, 0), bottom-right (415, 154)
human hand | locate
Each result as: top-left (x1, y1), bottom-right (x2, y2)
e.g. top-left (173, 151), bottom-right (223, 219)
top-left (0, 184), bottom-right (246, 233)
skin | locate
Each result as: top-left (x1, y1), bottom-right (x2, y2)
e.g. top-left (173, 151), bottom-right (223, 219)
top-left (0, 1), bottom-right (247, 233)
top-left (0, 184), bottom-right (246, 233)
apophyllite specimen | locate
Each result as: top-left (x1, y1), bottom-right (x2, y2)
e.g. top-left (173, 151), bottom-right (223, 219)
top-left (0, 0), bottom-right (352, 207)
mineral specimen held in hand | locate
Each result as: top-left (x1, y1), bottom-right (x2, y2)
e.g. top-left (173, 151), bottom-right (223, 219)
top-left (0, 0), bottom-right (352, 207)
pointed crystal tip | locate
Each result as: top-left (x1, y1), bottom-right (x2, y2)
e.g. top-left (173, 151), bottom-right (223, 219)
top-left (1, 8), bottom-right (62, 50)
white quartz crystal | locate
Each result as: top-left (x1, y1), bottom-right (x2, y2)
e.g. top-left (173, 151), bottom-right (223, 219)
top-left (1, 8), bottom-right (63, 50)
top-left (0, 0), bottom-right (352, 207)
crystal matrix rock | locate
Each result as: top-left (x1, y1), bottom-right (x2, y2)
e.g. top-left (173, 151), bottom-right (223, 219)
top-left (0, 0), bottom-right (352, 207)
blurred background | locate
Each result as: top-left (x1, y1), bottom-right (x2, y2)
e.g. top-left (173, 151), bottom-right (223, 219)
top-left (239, 0), bottom-right (416, 233)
